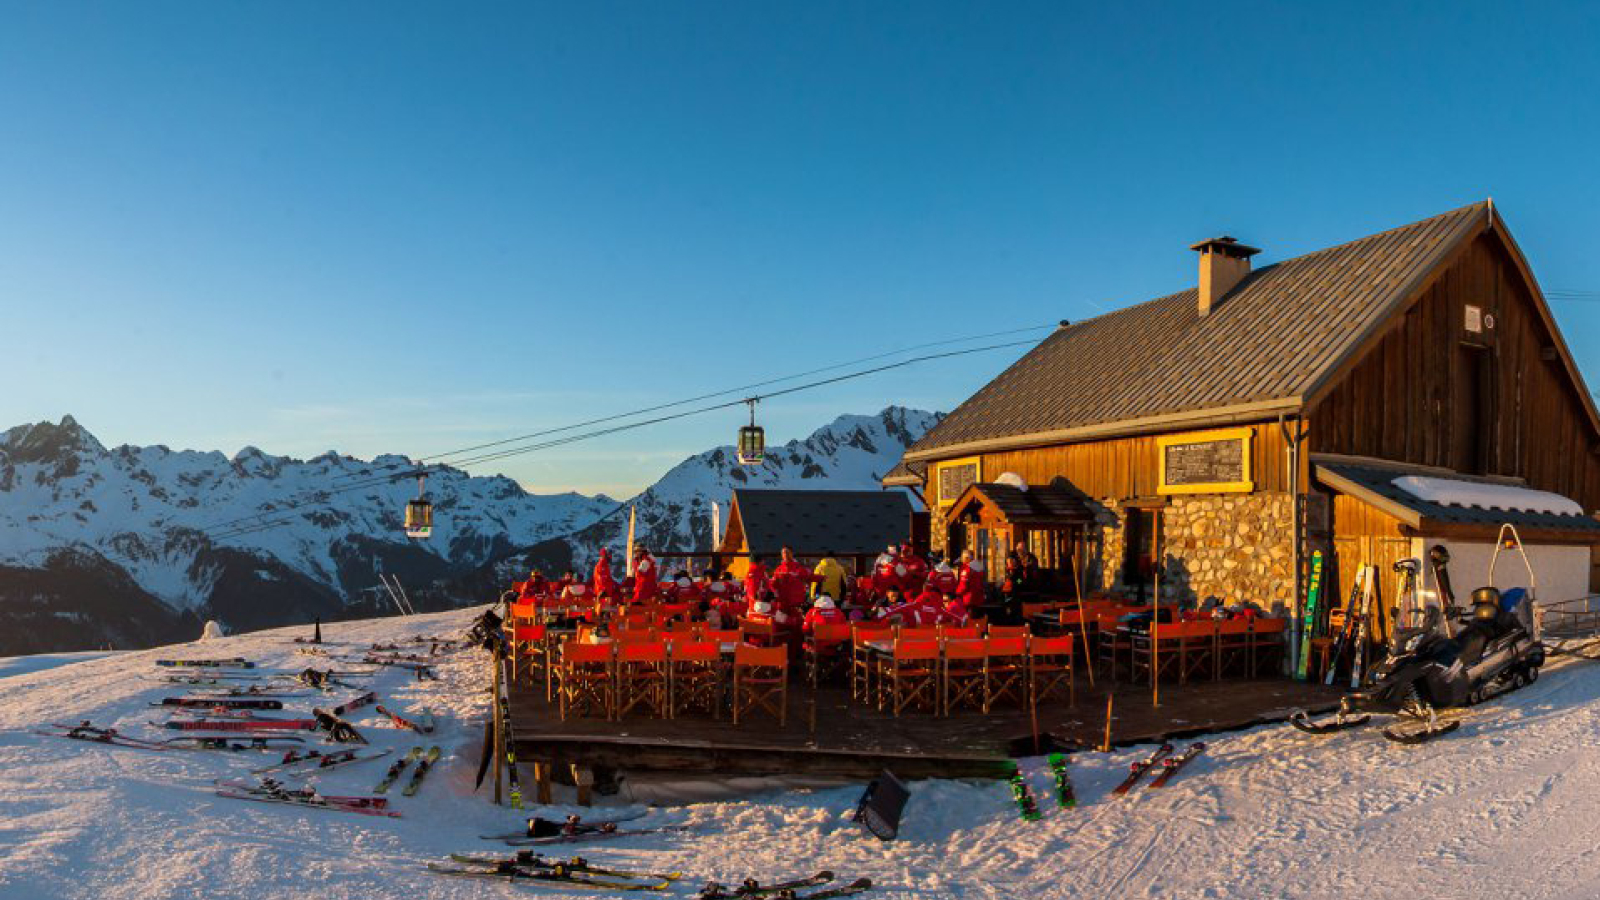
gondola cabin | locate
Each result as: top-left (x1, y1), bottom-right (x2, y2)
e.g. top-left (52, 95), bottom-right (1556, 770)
top-left (404, 497), bottom-right (433, 539)
top-left (737, 400), bottom-right (765, 465)
top-left (885, 201), bottom-right (1600, 633)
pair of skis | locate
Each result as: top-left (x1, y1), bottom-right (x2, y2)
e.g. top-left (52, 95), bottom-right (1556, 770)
top-left (433, 852), bottom-right (686, 893)
top-left (155, 657), bottom-right (255, 669)
top-left (251, 747), bottom-right (391, 774)
top-left (1111, 742), bottom-right (1206, 794)
top-left (699, 871), bottom-right (873, 900)
top-left (373, 746), bottom-right (441, 796)
top-left (214, 778), bottom-right (400, 817)
top-left (375, 704), bottom-right (435, 734)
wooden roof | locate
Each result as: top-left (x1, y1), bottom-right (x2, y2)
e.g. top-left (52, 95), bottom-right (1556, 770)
top-left (901, 201), bottom-right (1528, 463)
top-left (1315, 458), bottom-right (1600, 541)
top-left (947, 482), bottom-right (1096, 527)
top-left (723, 489), bottom-right (913, 557)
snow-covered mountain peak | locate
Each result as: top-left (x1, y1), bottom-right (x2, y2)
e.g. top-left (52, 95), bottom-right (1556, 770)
top-left (1, 414), bottom-right (108, 465)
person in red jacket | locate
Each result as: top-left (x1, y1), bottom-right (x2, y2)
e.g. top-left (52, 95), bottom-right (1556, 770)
top-left (744, 558), bottom-right (773, 605)
top-left (666, 573), bottom-right (700, 604)
top-left (884, 589), bottom-right (945, 627)
top-left (872, 545), bottom-right (901, 595)
top-left (516, 569), bottom-right (548, 600)
top-left (632, 548), bottom-right (660, 603)
top-left (899, 547), bottom-right (929, 595)
top-left (957, 550), bottom-right (987, 611)
top-left (592, 548), bottom-right (619, 601)
top-left (802, 595), bottom-right (848, 631)
top-left (942, 591), bottom-right (971, 625)
top-left (925, 560), bottom-right (959, 597)
top-left (771, 547), bottom-right (814, 615)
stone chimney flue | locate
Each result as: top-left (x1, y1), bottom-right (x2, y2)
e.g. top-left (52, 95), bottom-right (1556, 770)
top-left (1190, 235), bottom-right (1260, 317)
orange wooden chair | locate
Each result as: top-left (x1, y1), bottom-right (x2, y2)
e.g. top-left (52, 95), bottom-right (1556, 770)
top-left (986, 624), bottom-right (1030, 639)
top-left (668, 640), bottom-right (723, 718)
top-left (509, 623), bottom-right (550, 696)
top-left (897, 625), bottom-right (941, 642)
top-left (702, 629), bottom-right (742, 648)
top-left (805, 623), bottom-right (854, 688)
top-left (982, 637), bottom-right (1029, 712)
top-left (732, 645), bottom-right (788, 726)
top-left (879, 639), bottom-right (941, 716)
top-left (849, 622), bottom-right (892, 703)
top-left (557, 641), bottom-right (615, 721)
top-left (616, 628), bottom-right (661, 644)
top-left (615, 641), bottom-right (669, 719)
top-left (1250, 617), bottom-right (1288, 676)
top-left (738, 617), bottom-right (780, 648)
top-left (941, 639), bottom-right (988, 715)
top-left (1216, 619), bottom-right (1253, 679)
top-left (939, 624), bottom-right (982, 641)
top-left (1027, 635), bottom-right (1076, 707)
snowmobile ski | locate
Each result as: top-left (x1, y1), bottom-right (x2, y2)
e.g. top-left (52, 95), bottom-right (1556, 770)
top-left (376, 704), bottom-right (435, 733)
top-left (376, 746), bottom-right (422, 793)
top-left (770, 877), bottom-right (873, 900)
top-left (1381, 719), bottom-right (1462, 745)
top-left (1146, 742), bottom-right (1205, 789)
top-left (425, 862), bottom-right (669, 890)
top-left (214, 778), bottom-right (401, 817)
top-left (250, 747), bottom-right (391, 774)
top-left (1046, 752), bottom-right (1075, 807)
top-left (1288, 709), bottom-right (1372, 735)
top-left (448, 851), bottom-right (682, 883)
top-left (1112, 743), bottom-right (1174, 795)
top-left (402, 746), bottom-right (442, 796)
top-left (697, 871), bottom-right (833, 898)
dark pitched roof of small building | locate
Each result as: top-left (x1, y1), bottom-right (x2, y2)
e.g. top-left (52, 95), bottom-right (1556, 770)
top-left (902, 202), bottom-right (1494, 462)
top-left (1315, 459), bottom-right (1600, 537)
top-left (729, 489), bottom-right (913, 556)
top-left (948, 482), bottom-right (1096, 526)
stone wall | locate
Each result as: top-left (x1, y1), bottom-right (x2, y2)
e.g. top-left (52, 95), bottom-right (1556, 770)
top-left (1158, 492), bottom-right (1295, 611)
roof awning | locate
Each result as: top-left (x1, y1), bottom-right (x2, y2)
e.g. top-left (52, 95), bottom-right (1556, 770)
top-left (946, 482), bottom-right (1096, 528)
top-left (1315, 459), bottom-right (1600, 542)
top-left (881, 459), bottom-right (926, 487)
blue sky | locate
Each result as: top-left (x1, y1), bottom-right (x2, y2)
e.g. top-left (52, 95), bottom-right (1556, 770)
top-left (4, 2), bottom-right (1599, 496)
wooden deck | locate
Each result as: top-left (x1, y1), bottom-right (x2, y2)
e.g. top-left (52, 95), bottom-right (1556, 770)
top-left (507, 668), bottom-right (1344, 781)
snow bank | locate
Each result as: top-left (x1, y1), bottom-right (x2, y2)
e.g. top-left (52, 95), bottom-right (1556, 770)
top-left (4, 607), bottom-right (1600, 899)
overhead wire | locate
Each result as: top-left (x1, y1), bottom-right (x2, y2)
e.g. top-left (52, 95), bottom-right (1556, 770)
top-left (201, 331), bottom-right (1050, 540)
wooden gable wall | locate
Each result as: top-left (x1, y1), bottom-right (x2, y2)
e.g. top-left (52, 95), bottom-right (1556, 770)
top-left (1308, 231), bottom-right (1600, 511)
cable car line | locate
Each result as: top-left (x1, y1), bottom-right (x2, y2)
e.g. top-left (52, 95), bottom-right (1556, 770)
top-left (196, 336), bottom-right (1039, 541)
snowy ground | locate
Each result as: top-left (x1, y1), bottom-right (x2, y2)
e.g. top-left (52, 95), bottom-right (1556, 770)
top-left (3, 607), bottom-right (1600, 900)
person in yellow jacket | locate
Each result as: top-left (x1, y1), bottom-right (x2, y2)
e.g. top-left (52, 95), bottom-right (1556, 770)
top-left (813, 550), bottom-right (850, 603)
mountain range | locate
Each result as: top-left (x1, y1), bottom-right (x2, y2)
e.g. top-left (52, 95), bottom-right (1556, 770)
top-left (0, 408), bottom-right (937, 654)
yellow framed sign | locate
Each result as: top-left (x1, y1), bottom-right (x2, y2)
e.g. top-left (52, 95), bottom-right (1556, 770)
top-left (933, 456), bottom-right (981, 507)
top-left (1156, 427), bottom-right (1254, 495)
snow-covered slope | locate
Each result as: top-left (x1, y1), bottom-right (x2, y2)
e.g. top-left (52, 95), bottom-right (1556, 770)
top-left (4, 608), bottom-right (1600, 899)
top-left (0, 416), bottom-right (613, 653)
top-left (503, 406), bottom-right (941, 579)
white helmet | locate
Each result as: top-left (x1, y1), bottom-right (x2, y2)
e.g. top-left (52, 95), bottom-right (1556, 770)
top-left (935, 562), bottom-right (952, 574)
top-left (815, 595), bottom-right (836, 609)
top-left (753, 601), bottom-right (773, 615)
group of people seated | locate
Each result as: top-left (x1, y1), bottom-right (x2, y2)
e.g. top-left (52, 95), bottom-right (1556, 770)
top-left (511, 543), bottom-right (999, 634)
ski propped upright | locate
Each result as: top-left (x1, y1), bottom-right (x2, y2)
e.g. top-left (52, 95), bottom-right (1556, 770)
top-left (1112, 743), bottom-right (1174, 795)
top-left (1005, 761), bottom-right (1041, 820)
top-left (1046, 752), bottom-right (1075, 807)
top-left (1295, 551), bottom-right (1325, 681)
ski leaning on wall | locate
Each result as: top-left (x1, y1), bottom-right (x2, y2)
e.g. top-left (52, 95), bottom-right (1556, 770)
top-left (1295, 551), bottom-right (1326, 681)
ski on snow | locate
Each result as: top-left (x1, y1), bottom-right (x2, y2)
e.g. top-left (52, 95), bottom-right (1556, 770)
top-left (425, 862), bottom-right (669, 891)
top-left (402, 746), bottom-right (442, 796)
top-left (448, 850), bottom-right (681, 883)
top-left (500, 825), bottom-right (696, 846)
top-left (375, 704), bottom-right (435, 734)
top-left (250, 747), bottom-right (392, 775)
top-left (697, 871), bottom-right (833, 899)
top-left (375, 746), bottom-right (423, 793)
top-left (1005, 761), bottom-right (1041, 820)
top-left (1145, 742), bottom-right (1206, 789)
top-left (1112, 743), bottom-right (1174, 795)
top-left (214, 778), bottom-right (401, 817)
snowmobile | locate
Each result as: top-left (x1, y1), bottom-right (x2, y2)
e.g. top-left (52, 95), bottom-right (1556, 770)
top-left (1291, 585), bottom-right (1544, 744)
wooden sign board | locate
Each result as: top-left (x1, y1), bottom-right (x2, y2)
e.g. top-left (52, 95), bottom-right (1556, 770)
top-left (936, 458), bottom-right (980, 506)
top-left (1156, 427), bottom-right (1254, 495)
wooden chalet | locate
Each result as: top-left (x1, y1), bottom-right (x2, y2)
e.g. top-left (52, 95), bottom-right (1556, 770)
top-left (714, 488), bottom-right (914, 576)
top-left (886, 201), bottom-right (1600, 631)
